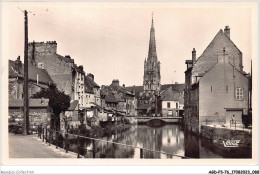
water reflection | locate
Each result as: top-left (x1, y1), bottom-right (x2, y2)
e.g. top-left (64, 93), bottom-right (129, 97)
top-left (68, 124), bottom-right (252, 158)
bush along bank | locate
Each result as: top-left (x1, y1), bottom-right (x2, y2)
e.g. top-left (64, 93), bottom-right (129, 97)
top-left (68, 121), bottom-right (132, 138)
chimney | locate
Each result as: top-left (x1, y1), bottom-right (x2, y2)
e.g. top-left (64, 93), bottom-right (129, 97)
top-left (87, 73), bottom-right (94, 81)
top-left (28, 41), bottom-right (57, 55)
top-left (112, 79), bottom-right (119, 87)
top-left (224, 26), bottom-right (230, 38)
top-left (78, 65), bottom-right (84, 72)
top-left (175, 82), bottom-right (178, 84)
top-left (122, 84), bottom-right (125, 88)
top-left (14, 56), bottom-right (22, 73)
top-left (192, 48), bottom-right (196, 65)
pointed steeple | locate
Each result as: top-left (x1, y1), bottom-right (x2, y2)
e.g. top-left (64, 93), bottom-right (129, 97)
top-left (143, 14), bottom-right (161, 92)
top-left (151, 13), bottom-right (154, 29)
top-left (148, 14), bottom-right (157, 62)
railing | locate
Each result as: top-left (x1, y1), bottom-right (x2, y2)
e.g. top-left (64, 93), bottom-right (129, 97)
top-left (201, 119), bottom-right (245, 130)
top-left (37, 126), bottom-right (188, 159)
top-left (230, 120), bottom-right (245, 130)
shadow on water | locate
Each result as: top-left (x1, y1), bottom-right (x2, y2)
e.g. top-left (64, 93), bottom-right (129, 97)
top-left (64, 123), bottom-right (250, 159)
top-left (184, 132), bottom-right (251, 158)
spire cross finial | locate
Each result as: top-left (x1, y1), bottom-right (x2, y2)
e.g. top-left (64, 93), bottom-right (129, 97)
top-left (152, 12), bottom-right (154, 21)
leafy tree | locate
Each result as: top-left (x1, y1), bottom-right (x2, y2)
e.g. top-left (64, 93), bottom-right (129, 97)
top-left (32, 85), bottom-right (71, 130)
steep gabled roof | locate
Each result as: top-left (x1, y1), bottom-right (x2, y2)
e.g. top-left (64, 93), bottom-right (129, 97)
top-left (85, 76), bottom-right (100, 88)
top-left (195, 29), bottom-right (241, 65)
top-left (72, 64), bottom-right (85, 74)
top-left (161, 84), bottom-right (185, 92)
top-left (56, 54), bottom-right (74, 63)
top-left (108, 83), bottom-right (135, 102)
top-left (125, 86), bottom-right (143, 97)
top-left (9, 60), bottom-right (54, 85)
top-left (192, 29), bottom-right (242, 76)
top-left (160, 87), bottom-right (184, 102)
top-left (126, 84), bottom-right (185, 99)
top-left (101, 88), bottom-right (118, 103)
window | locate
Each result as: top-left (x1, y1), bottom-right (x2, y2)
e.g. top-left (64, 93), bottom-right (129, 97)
top-left (176, 102), bottom-right (178, 109)
top-left (167, 102), bottom-right (171, 108)
top-left (211, 86), bottom-right (212, 92)
top-left (168, 110), bottom-right (173, 116)
top-left (38, 63), bottom-right (44, 69)
top-left (236, 87), bottom-right (243, 100)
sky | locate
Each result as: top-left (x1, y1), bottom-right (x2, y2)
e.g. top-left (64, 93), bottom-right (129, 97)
top-left (2, 2), bottom-right (255, 87)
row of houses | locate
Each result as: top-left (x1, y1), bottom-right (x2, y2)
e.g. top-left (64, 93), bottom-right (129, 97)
top-left (8, 53), bottom-right (185, 131)
top-left (126, 84), bottom-right (185, 118)
top-left (8, 17), bottom-right (187, 131)
top-left (9, 23), bottom-right (251, 135)
top-left (8, 41), bottom-right (139, 131)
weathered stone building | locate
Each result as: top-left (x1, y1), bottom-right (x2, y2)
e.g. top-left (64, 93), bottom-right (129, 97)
top-left (9, 56), bottom-right (54, 100)
top-left (28, 41), bottom-right (89, 127)
top-left (100, 85), bottom-right (118, 120)
top-left (84, 73), bottom-right (101, 108)
top-left (73, 65), bottom-right (85, 109)
top-left (9, 98), bottom-right (50, 126)
top-left (184, 26), bottom-right (249, 134)
top-left (108, 80), bottom-right (136, 116)
top-left (28, 41), bottom-right (85, 103)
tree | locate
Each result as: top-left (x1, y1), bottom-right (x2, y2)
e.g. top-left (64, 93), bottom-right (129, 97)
top-left (32, 85), bottom-right (71, 130)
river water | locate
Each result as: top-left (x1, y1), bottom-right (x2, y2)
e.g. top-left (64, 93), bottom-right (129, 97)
top-left (68, 124), bottom-right (230, 159)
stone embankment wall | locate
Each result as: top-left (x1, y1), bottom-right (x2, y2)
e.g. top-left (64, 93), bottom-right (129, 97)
top-left (200, 125), bottom-right (252, 158)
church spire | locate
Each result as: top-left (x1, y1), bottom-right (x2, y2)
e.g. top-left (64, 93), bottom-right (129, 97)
top-left (151, 12), bottom-right (154, 29)
top-left (148, 13), bottom-right (157, 62)
top-left (143, 14), bottom-right (161, 92)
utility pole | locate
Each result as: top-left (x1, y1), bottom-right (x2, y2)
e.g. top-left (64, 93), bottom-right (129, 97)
top-left (23, 10), bottom-right (29, 135)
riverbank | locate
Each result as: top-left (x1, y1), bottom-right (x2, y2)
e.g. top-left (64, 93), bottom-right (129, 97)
top-left (200, 125), bottom-right (252, 158)
top-left (68, 122), bottom-right (133, 138)
top-left (90, 123), bottom-right (132, 138)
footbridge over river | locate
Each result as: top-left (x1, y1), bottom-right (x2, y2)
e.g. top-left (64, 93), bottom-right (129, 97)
top-left (136, 116), bottom-right (182, 125)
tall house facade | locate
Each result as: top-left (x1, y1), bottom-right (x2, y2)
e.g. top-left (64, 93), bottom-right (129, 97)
top-left (143, 17), bottom-right (161, 92)
top-left (28, 41), bottom-right (86, 108)
top-left (184, 26), bottom-right (249, 134)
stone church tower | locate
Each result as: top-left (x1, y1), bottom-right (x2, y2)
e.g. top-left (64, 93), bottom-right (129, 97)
top-left (143, 17), bottom-right (161, 92)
